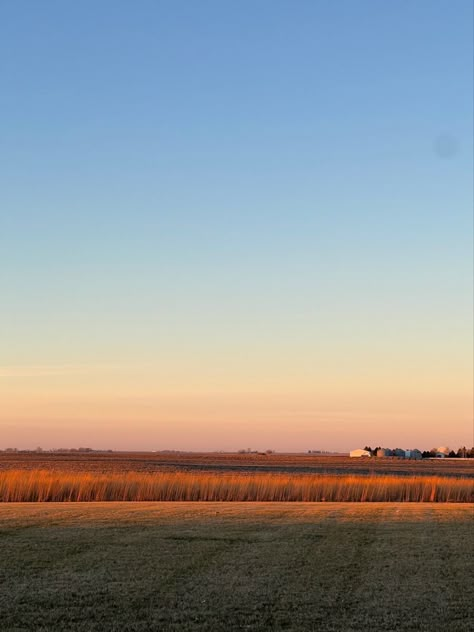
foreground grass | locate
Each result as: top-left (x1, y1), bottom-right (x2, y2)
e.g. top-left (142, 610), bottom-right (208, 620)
top-left (1, 469), bottom-right (473, 502)
top-left (0, 503), bottom-right (472, 631)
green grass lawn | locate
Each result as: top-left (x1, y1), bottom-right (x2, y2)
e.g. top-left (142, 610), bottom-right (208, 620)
top-left (0, 503), bottom-right (472, 631)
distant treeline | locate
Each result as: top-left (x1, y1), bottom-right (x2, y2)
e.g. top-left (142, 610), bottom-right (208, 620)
top-left (1, 447), bottom-right (112, 454)
top-left (363, 446), bottom-right (474, 458)
top-left (0, 470), bottom-right (472, 503)
top-left (2, 446), bottom-right (473, 457)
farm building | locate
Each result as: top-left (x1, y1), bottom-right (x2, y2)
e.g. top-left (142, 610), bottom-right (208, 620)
top-left (393, 448), bottom-right (406, 458)
top-left (350, 449), bottom-right (371, 458)
top-left (405, 449), bottom-right (422, 460)
top-left (376, 448), bottom-right (392, 457)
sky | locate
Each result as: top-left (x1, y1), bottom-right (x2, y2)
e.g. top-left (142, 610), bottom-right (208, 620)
top-left (1, 0), bottom-right (473, 452)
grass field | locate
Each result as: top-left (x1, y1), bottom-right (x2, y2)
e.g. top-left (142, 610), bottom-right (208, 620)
top-left (0, 503), bottom-right (472, 631)
top-left (1, 469), bottom-right (472, 502)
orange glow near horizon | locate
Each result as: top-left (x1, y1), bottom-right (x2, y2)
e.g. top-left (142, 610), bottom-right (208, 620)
top-left (1, 360), bottom-right (472, 452)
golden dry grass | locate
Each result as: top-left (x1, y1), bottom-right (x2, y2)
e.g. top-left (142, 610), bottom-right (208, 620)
top-left (0, 469), bottom-right (472, 502)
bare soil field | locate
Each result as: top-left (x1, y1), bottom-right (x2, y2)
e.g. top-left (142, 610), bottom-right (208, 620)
top-left (0, 503), bottom-right (472, 631)
top-left (1, 452), bottom-right (472, 477)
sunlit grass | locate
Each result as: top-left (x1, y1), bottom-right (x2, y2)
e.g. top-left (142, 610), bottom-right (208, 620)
top-left (0, 470), bottom-right (472, 502)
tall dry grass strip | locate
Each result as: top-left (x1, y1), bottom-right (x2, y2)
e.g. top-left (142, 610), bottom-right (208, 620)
top-left (0, 470), bottom-right (472, 502)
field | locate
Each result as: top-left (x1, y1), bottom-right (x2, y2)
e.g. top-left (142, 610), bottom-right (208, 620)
top-left (1, 456), bottom-right (472, 630)
top-left (0, 503), bottom-right (472, 631)
top-left (1, 451), bottom-right (472, 477)
top-left (1, 453), bottom-right (472, 504)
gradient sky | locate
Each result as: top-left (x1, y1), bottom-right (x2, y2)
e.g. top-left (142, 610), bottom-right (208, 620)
top-left (1, 1), bottom-right (473, 452)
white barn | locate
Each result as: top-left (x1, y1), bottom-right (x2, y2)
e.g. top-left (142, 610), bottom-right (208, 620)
top-left (350, 449), bottom-right (371, 458)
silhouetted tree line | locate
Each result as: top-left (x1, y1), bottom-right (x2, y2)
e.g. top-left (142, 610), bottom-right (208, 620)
top-left (422, 447), bottom-right (474, 459)
top-left (364, 446), bottom-right (474, 458)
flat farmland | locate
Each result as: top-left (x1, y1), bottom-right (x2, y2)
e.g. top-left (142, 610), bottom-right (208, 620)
top-left (1, 454), bottom-right (472, 503)
top-left (0, 503), bottom-right (472, 632)
top-left (1, 452), bottom-right (472, 477)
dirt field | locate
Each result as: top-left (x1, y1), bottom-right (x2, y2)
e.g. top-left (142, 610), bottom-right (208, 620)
top-left (1, 451), bottom-right (472, 477)
top-left (0, 503), bottom-right (472, 631)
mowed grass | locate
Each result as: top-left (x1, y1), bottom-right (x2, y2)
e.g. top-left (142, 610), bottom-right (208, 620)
top-left (1, 469), bottom-right (472, 502)
top-left (0, 503), bottom-right (472, 631)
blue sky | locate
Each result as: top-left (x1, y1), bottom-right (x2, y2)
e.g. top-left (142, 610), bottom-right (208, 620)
top-left (1, 1), bottom-right (472, 450)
